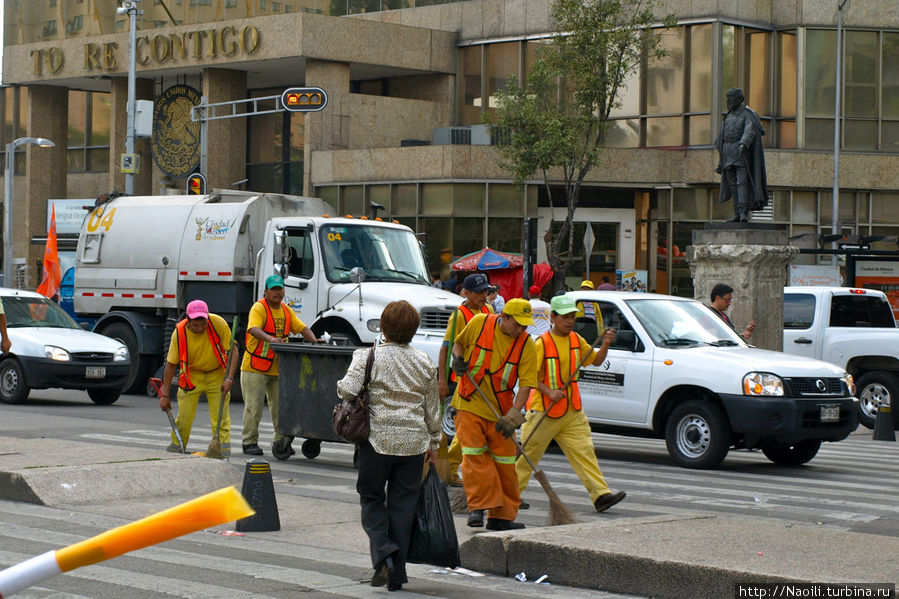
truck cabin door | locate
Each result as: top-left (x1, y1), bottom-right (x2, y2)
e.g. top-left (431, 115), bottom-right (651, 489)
top-left (281, 226), bottom-right (318, 324)
top-left (782, 293), bottom-right (818, 359)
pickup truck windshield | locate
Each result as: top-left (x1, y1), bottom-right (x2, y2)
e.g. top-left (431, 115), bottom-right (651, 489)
top-left (626, 298), bottom-right (745, 348)
top-left (320, 224), bottom-right (429, 284)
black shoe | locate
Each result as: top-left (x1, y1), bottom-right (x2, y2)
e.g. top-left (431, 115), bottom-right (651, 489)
top-left (371, 556), bottom-right (394, 587)
top-left (388, 583), bottom-right (403, 591)
top-left (519, 500), bottom-right (530, 510)
top-left (594, 490), bottom-right (626, 513)
top-left (485, 518), bottom-right (525, 531)
top-left (242, 444), bottom-right (263, 456)
top-left (467, 509), bottom-right (485, 527)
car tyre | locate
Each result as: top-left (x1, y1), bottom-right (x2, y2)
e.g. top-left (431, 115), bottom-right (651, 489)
top-left (87, 388), bottom-right (121, 405)
top-left (665, 400), bottom-right (731, 469)
top-left (761, 439), bottom-right (821, 466)
top-left (0, 358), bottom-right (29, 405)
top-left (855, 371), bottom-right (899, 430)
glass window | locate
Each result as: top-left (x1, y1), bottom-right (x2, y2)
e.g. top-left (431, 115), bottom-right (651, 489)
top-left (606, 119), bottom-right (640, 148)
top-left (689, 24), bottom-right (712, 113)
top-left (844, 31), bottom-right (877, 118)
top-left (647, 29), bottom-right (684, 115)
top-left (454, 183), bottom-right (485, 216)
top-left (779, 31), bottom-right (797, 117)
top-left (392, 184), bottom-right (417, 215)
top-left (721, 25), bottom-right (736, 98)
top-left (772, 190), bottom-right (790, 221)
top-left (317, 186), bottom-right (338, 212)
top-left (805, 118), bottom-right (835, 150)
top-left (460, 46), bottom-right (482, 125)
top-left (745, 30), bottom-right (770, 115)
top-left (844, 120), bottom-right (877, 151)
top-left (784, 294), bottom-right (815, 329)
top-left (830, 294), bottom-right (896, 328)
top-left (368, 185), bottom-right (390, 218)
top-left (421, 217), bottom-right (452, 274)
top-left (688, 115), bottom-right (710, 145)
top-left (820, 192), bottom-right (855, 226)
top-left (778, 120), bottom-right (797, 149)
top-left (646, 116), bottom-right (682, 147)
top-left (486, 42), bottom-right (519, 111)
top-left (341, 186), bottom-right (364, 216)
top-left (453, 218), bottom-right (484, 258)
top-left (90, 92), bottom-right (111, 147)
top-left (489, 218), bottom-right (523, 253)
top-left (488, 184), bottom-right (522, 217)
top-left (611, 72), bottom-right (640, 117)
top-left (286, 228), bottom-right (314, 279)
top-left (881, 121), bottom-right (899, 152)
top-left (871, 193), bottom-right (899, 224)
top-left (673, 188), bottom-right (709, 221)
top-left (882, 33), bottom-right (899, 119)
top-left (792, 191), bottom-right (817, 224)
top-left (68, 90), bottom-right (86, 147)
top-left (805, 30), bottom-right (837, 117)
top-left (420, 183), bottom-right (453, 215)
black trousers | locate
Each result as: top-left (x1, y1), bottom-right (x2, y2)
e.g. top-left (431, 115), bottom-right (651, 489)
top-left (356, 441), bottom-right (424, 585)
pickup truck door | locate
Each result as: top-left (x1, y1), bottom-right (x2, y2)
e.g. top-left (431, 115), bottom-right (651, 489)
top-left (782, 292), bottom-right (819, 360)
top-left (281, 225), bottom-right (320, 324)
top-left (576, 301), bottom-right (653, 425)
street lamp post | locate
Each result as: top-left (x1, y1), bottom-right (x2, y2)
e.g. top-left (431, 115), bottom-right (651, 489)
top-left (4, 137), bottom-right (56, 288)
top-left (118, 0), bottom-right (142, 196)
top-left (832, 0), bottom-right (850, 264)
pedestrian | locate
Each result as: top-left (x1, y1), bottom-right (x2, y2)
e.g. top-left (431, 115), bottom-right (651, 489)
top-left (437, 273), bottom-right (494, 487)
top-left (597, 275), bottom-right (617, 291)
top-left (707, 283), bottom-right (755, 340)
top-left (430, 271), bottom-right (442, 288)
top-left (579, 280), bottom-right (597, 322)
top-left (240, 275), bottom-right (321, 456)
top-left (159, 299), bottom-right (238, 457)
top-left (444, 273), bottom-right (460, 294)
top-left (516, 295), bottom-right (626, 513)
top-left (450, 298), bottom-right (537, 530)
top-left (527, 285), bottom-right (551, 336)
top-left (337, 300), bottom-right (441, 592)
top-left (486, 284), bottom-right (505, 313)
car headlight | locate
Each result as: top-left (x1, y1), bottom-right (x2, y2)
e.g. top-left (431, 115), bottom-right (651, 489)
top-left (842, 372), bottom-right (856, 396)
top-left (366, 319), bottom-right (381, 333)
top-left (44, 345), bottom-right (71, 361)
top-left (743, 372), bottom-right (784, 396)
top-left (114, 346), bottom-right (129, 361)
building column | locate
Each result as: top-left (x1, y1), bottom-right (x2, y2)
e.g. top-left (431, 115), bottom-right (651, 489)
top-left (109, 77), bottom-right (153, 195)
top-left (22, 85), bottom-right (67, 288)
top-left (304, 59), bottom-right (351, 196)
top-left (202, 68), bottom-right (247, 191)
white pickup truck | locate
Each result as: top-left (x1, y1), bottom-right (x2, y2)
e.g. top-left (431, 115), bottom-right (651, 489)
top-left (565, 290), bottom-right (858, 469)
top-left (783, 286), bottom-right (899, 429)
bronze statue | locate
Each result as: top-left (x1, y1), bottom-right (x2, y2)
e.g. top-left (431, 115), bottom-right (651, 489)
top-left (715, 88), bottom-right (768, 223)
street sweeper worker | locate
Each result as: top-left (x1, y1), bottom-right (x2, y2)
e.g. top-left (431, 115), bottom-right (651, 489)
top-left (515, 294), bottom-right (626, 513)
top-left (450, 298), bottom-right (537, 531)
top-left (160, 299), bottom-right (238, 457)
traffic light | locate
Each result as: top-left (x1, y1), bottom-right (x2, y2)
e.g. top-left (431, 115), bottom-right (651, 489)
top-left (186, 173), bottom-right (206, 195)
top-left (280, 87), bottom-right (328, 112)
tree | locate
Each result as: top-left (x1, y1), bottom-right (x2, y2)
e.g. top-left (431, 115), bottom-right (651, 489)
top-left (486, 0), bottom-right (672, 291)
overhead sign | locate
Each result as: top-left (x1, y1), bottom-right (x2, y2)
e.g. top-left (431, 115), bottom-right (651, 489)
top-left (281, 87), bottom-right (328, 112)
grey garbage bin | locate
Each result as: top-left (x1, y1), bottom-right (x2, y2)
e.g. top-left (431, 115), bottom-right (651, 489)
top-left (272, 341), bottom-right (358, 460)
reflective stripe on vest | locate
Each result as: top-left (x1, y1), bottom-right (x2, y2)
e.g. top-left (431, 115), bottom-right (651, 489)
top-left (458, 314), bottom-right (528, 413)
top-left (448, 303), bottom-right (491, 383)
top-left (176, 318), bottom-right (227, 391)
top-left (247, 300), bottom-right (295, 372)
top-left (528, 331), bottom-right (581, 417)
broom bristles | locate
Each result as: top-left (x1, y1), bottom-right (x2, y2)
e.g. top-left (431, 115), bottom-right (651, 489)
top-left (206, 438), bottom-right (222, 460)
top-left (532, 469), bottom-right (577, 525)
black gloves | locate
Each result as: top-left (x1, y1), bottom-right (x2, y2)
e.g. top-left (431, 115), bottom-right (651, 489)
top-left (452, 354), bottom-right (468, 376)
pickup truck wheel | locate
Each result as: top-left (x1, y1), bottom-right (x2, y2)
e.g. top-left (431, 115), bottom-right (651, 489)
top-left (761, 439), bottom-right (821, 466)
top-left (0, 359), bottom-right (29, 404)
top-left (665, 400), bottom-right (731, 469)
top-left (855, 371), bottom-right (899, 429)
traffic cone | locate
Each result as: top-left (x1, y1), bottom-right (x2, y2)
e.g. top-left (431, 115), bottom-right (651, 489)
top-left (235, 459), bottom-right (281, 531)
top-left (872, 406), bottom-right (896, 442)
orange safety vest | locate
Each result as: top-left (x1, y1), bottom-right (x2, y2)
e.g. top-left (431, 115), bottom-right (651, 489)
top-left (175, 318), bottom-right (228, 391)
top-left (246, 299), bottom-right (296, 372)
top-left (528, 331), bottom-right (581, 417)
top-left (458, 314), bottom-right (528, 413)
top-left (448, 303), bottom-right (491, 383)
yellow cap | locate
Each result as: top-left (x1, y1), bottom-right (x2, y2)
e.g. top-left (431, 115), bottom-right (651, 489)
top-left (503, 298), bottom-right (536, 326)
top-left (580, 280), bottom-right (594, 289)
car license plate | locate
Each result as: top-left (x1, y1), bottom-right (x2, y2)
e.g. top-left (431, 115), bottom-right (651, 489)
top-left (820, 405), bottom-right (840, 422)
top-left (85, 366), bottom-right (106, 379)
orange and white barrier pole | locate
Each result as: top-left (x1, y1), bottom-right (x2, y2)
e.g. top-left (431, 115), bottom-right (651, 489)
top-left (0, 486), bottom-right (253, 598)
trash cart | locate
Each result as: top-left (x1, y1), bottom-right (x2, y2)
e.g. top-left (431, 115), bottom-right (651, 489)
top-left (271, 341), bottom-right (358, 461)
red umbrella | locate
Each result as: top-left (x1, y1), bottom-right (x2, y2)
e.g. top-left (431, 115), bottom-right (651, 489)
top-left (450, 247), bottom-right (523, 271)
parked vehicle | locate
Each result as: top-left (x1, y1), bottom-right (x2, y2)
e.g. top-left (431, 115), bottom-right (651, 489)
top-left (783, 286), bottom-right (899, 429)
top-left (68, 190), bottom-right (460, 393)
top-left (0, 288), bottom-right (130, 404)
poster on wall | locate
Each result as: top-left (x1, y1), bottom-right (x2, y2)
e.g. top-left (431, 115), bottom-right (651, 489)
top-left (789, 264), bottom-right (842, 287)
top-left (616, 269), bottom-right (647, 292)
top-left (853, 258), bottom-right (899, 319)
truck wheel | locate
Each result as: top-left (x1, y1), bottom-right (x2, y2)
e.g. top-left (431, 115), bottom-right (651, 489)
top-left (87, 388), bottom-right (121, 405)
top-left (0, 358), bottom-right (29, 404)
top-left (665, 400), bottom-right (731, 469)
top-left (855, 371), bottom-right (899, 429)
top-left (100, 322), bottom-right (148, 395)
top-left (761, 439), bottom-right (821, 466)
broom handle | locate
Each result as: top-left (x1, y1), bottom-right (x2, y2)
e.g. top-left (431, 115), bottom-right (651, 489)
top-left (214, 316), bottom-right (240, 440)
top-left (521, 328), bottom-right (612, 448)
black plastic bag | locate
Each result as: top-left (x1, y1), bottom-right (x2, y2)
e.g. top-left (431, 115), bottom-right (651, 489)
top-left (407, 465), bottom-right (461, 568)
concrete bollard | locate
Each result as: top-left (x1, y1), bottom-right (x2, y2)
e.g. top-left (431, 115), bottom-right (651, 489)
top-left (236, 458), bottom-right (281, 531)
top-left (872, 406), bottom-right (896, 442)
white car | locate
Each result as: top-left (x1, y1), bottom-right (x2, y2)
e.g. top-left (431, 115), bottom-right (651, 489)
top-left (0, 289), bottom-right (130, 405)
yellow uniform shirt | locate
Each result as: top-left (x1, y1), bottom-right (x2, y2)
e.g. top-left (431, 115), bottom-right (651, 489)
top-left (240, 301), bottom-right (306, 376)
top-left (529, 331), bottom-right (600, 412)
top-left (451, 313), bottom-right (537, 421)
top-left (442, 304), bottom-right (494, 345)
top-left (165, 313), bottom-right (232, 373)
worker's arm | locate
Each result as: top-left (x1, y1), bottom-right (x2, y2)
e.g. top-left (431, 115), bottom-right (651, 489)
top-left (0, 314), bottom-right (10, 354)
top-left (158, 361), bottom-right (177, 412)
top-left (249, 326), bottom-right (283, 343)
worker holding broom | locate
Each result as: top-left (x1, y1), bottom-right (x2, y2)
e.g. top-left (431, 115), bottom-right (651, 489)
top-left (516, 295), bottom-right (626, 513)
top-left (160, 299), bottom-right (238, 458)
top-left (450, 298), bottom-right (537, 531)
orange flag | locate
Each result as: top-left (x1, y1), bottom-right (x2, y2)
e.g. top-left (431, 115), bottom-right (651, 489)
top-left (36, 205), bottom-right (61, 300)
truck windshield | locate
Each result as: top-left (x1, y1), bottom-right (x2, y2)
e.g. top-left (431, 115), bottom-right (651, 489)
top-left (626, 298), bottom-right (745, 347)
top-left (320, 223), bottom-right (429, 284)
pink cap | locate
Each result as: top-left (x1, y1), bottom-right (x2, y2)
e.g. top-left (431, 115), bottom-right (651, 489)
top-left (185, 299), bottom-right (209, 320)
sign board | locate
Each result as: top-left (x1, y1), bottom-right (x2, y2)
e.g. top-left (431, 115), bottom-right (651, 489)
top-left (853, 258), bottom-right (899, 319)
top-left (120, 153), bottom-right (139, 174)
top-left (616, 269), bottom-right (647, 292)
top-left (47, 199), bottom-right (91, 235)
top-left (281, 87), bottom-right (328, 112)
top-left (789, 264), bottom-right (842, 287)
top-left (152, 84), bottom-right (202, 178)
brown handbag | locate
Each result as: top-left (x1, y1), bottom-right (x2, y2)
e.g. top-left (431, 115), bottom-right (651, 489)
top-left (332, 345), bottom-right (375, 444)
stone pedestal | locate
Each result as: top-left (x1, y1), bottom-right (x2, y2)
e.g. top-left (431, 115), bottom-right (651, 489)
top-left (686, 225), bottom-right (797, 352)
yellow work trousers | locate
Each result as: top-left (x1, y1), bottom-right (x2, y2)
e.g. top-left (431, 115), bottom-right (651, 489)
top-left (171, 369), bottom-right (230, 456)
top-left (240, 370), bottom-right (282, 445)
top-left (516, 408), bottom-right (610, 503)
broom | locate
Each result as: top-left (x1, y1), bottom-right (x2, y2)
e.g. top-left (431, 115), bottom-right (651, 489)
top-left (462, 370), bottom-right (576, 526)
top-left (207, 316), bottom-right (240, 460)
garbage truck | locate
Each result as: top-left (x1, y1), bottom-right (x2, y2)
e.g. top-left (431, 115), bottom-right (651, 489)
top-left (71, 190), bottom-right (461, 393)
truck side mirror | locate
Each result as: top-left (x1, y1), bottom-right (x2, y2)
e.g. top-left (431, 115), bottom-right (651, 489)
top-left (273, 230), bottom-right (290, 265)
top-left (273, 263), bottom-right (288, 279)
top-left (350, 267), bottom-right (365, 284)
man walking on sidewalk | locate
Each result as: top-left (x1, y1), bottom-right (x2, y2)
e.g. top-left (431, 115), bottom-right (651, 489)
top-left (159, 300), bottom-right (238, 457)
top-left (450, 298), bottom-right (537, 530)
top-left (516, 295), bottom-right (626, 513)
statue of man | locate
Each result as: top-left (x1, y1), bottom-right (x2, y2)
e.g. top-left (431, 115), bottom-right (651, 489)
top-left (715, 88), bottom-right (768, 223)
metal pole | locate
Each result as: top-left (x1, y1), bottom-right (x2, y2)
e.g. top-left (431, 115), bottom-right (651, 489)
top-left (832, 0), bottom-right (848, 264)
top-left (124, 1), bottom-right (140, 195)
top-left (4, 143), bottom-right (14, 287)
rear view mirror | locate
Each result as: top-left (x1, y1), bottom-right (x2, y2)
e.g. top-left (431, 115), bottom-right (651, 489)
top-left (614, 330), bottom-right (638, 351)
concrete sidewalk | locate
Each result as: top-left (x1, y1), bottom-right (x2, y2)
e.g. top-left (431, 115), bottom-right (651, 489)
top-left (0, 435), bottom-right (896, 598)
